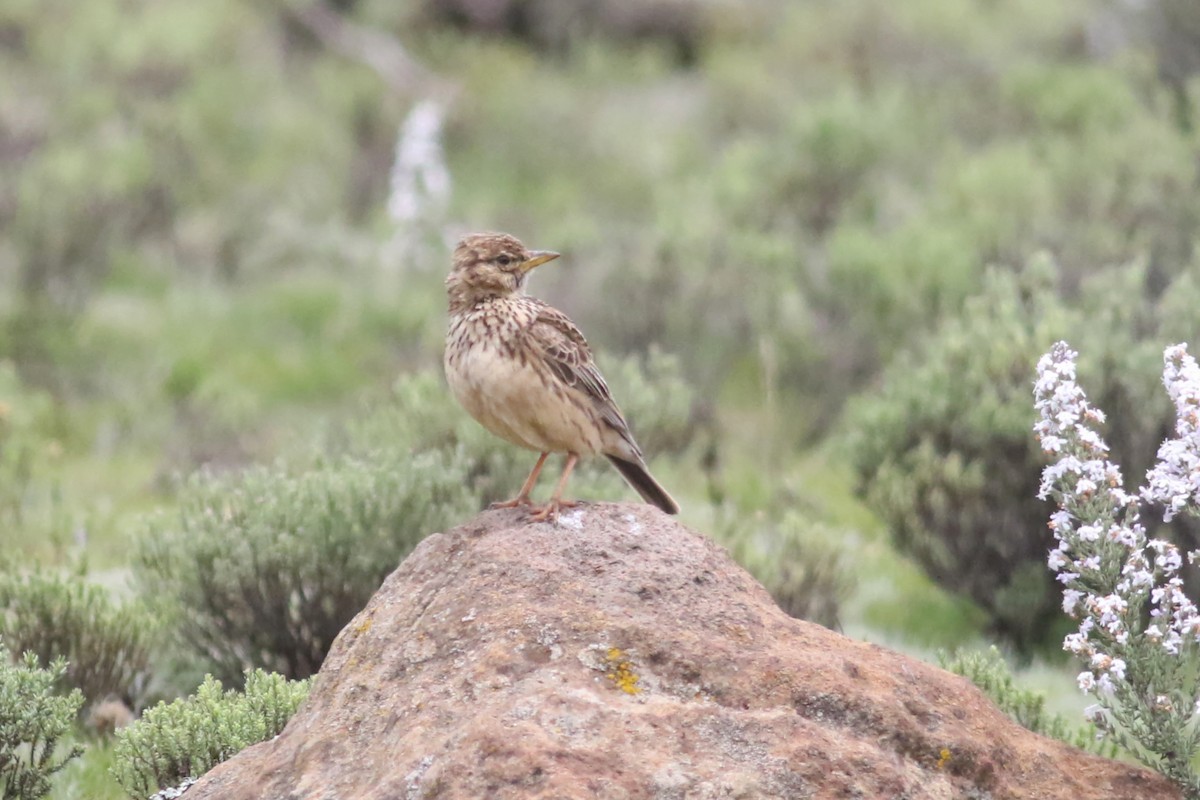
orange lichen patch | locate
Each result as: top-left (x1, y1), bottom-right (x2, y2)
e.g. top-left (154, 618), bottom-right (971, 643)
top-left (605, 648), bottom-right (641, 695)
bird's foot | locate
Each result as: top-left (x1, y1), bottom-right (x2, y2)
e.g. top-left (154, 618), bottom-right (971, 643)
top-left (489, 495), bottom-right (533, 510)
top-left (527, 499), bottom-right (580, 523)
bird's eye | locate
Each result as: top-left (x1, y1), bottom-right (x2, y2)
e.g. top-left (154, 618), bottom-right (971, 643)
top-left (496, 254), bottom-right (513, 266)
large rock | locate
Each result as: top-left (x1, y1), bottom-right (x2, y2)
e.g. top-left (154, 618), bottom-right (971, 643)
top-left (186, 503), bottom-right (1178, 799)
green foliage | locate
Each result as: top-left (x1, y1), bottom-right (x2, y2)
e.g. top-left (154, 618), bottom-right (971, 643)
top-left (538, 0), bottom-right (1199, 435)
top-left (0, 644), bottom-right (85, 800)
top-left (0, 0), bottom-right (397, 316)
top-left (718, 510), bottom-right (854, 630)
top-left (845, 261), bottom-right (1067, 652)
top-left (0, 569), bottom-right (157, 709)
top-left (0, 363), bottom-right (66, 554)
top-left (135, 447), bottom-right (475, 684)
top-left (939, 646), bottom-right (1116, 758)
top-left (111, 670), bottom-right (309, 799)
top-left (845, 257), bottom-right (1200, 654)
top-left (46, 740), bottom-right (125, 800)
top-left (1148, 0), bottom-right (1200, 128)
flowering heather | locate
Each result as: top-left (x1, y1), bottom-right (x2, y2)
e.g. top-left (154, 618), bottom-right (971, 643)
top-left (1143, 345), bottom-right (1200, 523)
top-left (387, 98), bottom-right (450, 229)
top-left (1035, 341), bottom-right (1200, 795)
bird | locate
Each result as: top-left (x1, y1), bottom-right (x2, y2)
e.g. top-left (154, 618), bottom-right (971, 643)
top-left (444, 232), bottom-right (680, 522)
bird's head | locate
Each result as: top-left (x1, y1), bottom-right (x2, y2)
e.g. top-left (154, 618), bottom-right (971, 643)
top-left (446, 232), bottom-right (559, 313)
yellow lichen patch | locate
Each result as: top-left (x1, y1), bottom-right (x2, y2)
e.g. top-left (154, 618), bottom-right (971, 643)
top-left (605, 647), bottom-right (641, 695)
top-left (352, 615), bottom-right (373, 635)
top-left (936, 747), bottom-right (952, 769)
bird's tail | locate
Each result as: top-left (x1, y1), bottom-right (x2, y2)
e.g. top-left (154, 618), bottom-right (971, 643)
top-left (606, 455), bottom-right (680, 515)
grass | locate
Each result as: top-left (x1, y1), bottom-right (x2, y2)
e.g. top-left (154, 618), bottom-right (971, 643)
top-left (48, 740), bottom-right (125, 800)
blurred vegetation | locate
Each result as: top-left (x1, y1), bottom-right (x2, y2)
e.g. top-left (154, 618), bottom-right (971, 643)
top-left (0, 569), bottom-right (158, 710)
top-left (720, 509), bottom-right (854, 630)
top-left (846, 258), bottom-right (1200, 656)
top-left (136, 443), bottom-right (474, 684)
top-left (3, 0), bottom-right (1200, 793)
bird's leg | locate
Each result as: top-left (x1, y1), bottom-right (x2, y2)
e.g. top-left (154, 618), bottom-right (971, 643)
top-left (490, 452), bottom-right (549, 509)
top-left (528, 453), bottom-right (580, 522)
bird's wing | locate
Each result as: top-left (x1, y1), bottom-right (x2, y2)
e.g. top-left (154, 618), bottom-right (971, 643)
top-left (527, 304), bottom-right (642, 458)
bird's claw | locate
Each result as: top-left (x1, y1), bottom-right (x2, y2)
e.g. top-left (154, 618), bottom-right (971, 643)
top-left (489, 496), bottom-right (532, 510)
top-left (526, 499), bottom-right (580, 523)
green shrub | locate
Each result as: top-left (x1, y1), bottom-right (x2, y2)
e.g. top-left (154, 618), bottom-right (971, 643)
top-left (939, 646), bottom-right (1115, 757)
top-left (1148, 0), bottom-right (1200, 129)
top-left (0, 569), bottom-right (157, 710)
top-left (0, 644), bottom-right (85, 800)
top-left (111, 669), bottom-right (309, 799)
top-left (1, 0), bottom-right (398, 299)
top-left (845, 257), bottom-right (1200, 654)
top-left (691, 7), bottom-right (1200, 433)
top-left (136, 447), bottom-right (475, 684)
top-left (0, 362), bottom-right (66, 556)
top-left (718, 510), bottom-right (854, 630)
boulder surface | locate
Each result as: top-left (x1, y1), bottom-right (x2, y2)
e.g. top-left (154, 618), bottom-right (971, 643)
top-left (186, 502), bottom-right (1179, 799)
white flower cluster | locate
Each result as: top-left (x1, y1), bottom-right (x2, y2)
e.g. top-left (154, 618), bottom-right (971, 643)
top-left (387, 99), bottom-right (450, 228)
top-left (1143, 345), bottom-right (1200, 522)
top-left (1035, 341), bottom-right (1200, 704)
top-left (384, 98), bottom-right (451, 268)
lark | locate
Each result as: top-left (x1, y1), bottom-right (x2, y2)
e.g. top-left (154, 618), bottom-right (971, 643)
top-left (444, 232), bottom-right (680, 522)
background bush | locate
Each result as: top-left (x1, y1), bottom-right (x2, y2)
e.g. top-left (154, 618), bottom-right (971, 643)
top-left (847, 257), bottom-right (1200, 655)
top-left (136, 448), bottom-right (475, 684)
top-left (720, 510), bottom-right (854, 630)
top-left (0, 362), bottom-right (66, 555)
top-left (0, 570), bottom-right (157, 710)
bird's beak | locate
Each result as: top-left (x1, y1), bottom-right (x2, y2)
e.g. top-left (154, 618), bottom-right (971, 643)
top-left (518, 250), bottom-right (560, 274)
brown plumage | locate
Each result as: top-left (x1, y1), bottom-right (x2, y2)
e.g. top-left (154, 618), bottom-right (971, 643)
top-left (444, 232), bottom-right (680, 521)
